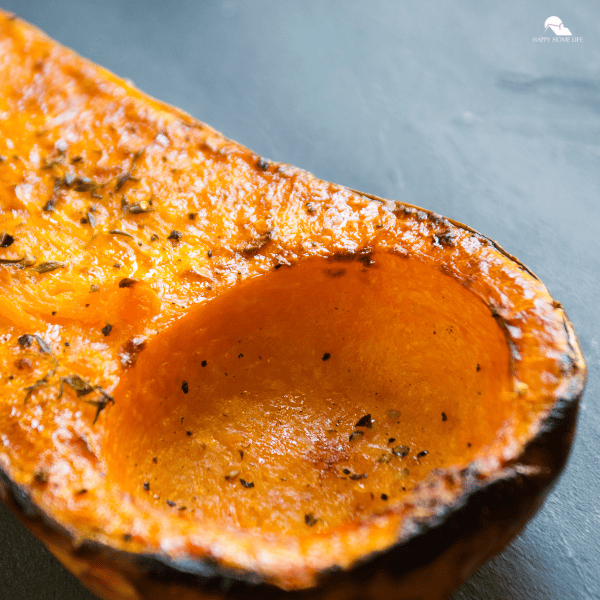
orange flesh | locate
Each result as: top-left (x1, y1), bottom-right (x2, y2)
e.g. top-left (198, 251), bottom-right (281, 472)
top-left (104, 255), bottom-right (511, 534)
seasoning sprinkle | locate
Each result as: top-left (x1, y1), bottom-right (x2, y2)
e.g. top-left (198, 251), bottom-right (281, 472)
top-left (322, 352), bottom-right (331, 361)
top-left (355, 414), bottom-right (373, 428)
top-left (442, 412), bottom-right (447, 422)
top-left (166, 500), bottom-right (176, 507)
top-left (381, 494), bottom-right (389, 501)
top-left (168, 230), bottom-right (182, 241)
top-left (118, 278), bottom-right (137, 288)
top-left (349, 431), bottom-right (364, 442)
top-left (0, 232), bottom-right (14, 247)
top-left (143, 482), bottom-right (150, 491)
top-left (257, 157), bottom-right (269, 170)
top-left (181, 381), bottom-right (189, 394)
top-left (34, 335), bottom-right (52, 354)
top-left (225, 470), bottom-right (240, 480)
top-left (101, 324), bottom-right (112, 337)
top-left (240, 479), bottom-right (254, 488)
top-left (350, 473), bottom-right (367, 481)
top-left (304, 513), bottom-right (318, 526)
top-left (34, 470), bottom-right (49, 484)
top-left (378, 453), bottom-right (392, 463)
top-left (201, 360), bottom-right (207, 367)
top-left (416, 450), bottom-right (429, 461)
top-left (33, 261), bottom-right (65, 274)
top-left (109, 229), bottom-right (134, 238)
top-left (392, 445), bottom-right (410, 458)
top-left (60, 375), bottom-right (94, 398)
top-left (18, 334), bottom-right (34, 348)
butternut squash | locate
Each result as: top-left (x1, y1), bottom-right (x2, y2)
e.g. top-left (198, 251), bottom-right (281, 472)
top-left (0, 10), bottom-right (586, 600)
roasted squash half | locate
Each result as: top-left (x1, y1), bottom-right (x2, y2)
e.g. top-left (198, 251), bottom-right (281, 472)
top-left (0, 11), bottom-right (587, 600)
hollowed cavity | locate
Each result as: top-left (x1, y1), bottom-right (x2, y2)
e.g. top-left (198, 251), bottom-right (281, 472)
top-left (103, 254), bottom-right (511, 534)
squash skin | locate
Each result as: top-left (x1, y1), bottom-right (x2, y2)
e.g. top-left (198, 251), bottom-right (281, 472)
top-left (0, 10), bottom-right (587, 600)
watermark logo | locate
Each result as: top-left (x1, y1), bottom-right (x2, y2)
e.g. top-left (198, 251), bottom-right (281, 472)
top-left (533, 17), bottom-right (582, 42)
top-left (544, 16), bottom-right (571, 36)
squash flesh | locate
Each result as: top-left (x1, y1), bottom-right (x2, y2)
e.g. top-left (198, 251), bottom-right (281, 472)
top-left (104, 255), bottom-right (512, 534)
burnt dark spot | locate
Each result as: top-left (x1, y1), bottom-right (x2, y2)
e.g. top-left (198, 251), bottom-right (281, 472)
top-left (240, 479), bottom-right (254, 488)
top-left (381, 494), bottom-right (389, 500)
top-left (324, 268), bottom-right (346, 278)
top-left (186, 431), bottom-right (192, 436)
top-left (181, 381), bottom-right (189, 394)
top-left (442, 412), bottom-right (447, 422)
top-left (358, 253), bottom-right (374, 266)
top-left (322, 352), bottom-right (331, 361)
top-left (201, 360), bottom-right (208, 367)
top-left (476, 364), bottom-right (481, 372)
top-left (101, 324), bottom-right (112, 337)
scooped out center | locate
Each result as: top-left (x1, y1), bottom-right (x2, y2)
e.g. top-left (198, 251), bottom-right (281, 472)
top-left (103, 254), bottom-right (512, 534)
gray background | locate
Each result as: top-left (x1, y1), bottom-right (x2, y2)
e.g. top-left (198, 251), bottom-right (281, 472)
top-left (0, 1), bottom-right (598, 599)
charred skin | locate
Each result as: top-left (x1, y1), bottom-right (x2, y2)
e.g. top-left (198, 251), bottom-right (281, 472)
top-left (0, 10), bottom-right (587, 600)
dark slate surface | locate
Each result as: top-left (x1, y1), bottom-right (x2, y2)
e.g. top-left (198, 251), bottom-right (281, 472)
top-left (0, 2), bottom-right (598, 599)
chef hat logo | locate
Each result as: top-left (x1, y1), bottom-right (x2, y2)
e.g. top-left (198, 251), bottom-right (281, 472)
top-left (544, 16), bottom-right (572, 36)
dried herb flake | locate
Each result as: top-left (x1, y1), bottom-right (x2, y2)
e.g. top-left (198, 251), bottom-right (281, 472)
top-left (304, 513), bottom-right (318, 526)
top-left (392, 445), bottom-right (410, 458)
top-left (355, 414), bottom-right (373, 428)
top-left (34, 261), bottom-right (65, 274)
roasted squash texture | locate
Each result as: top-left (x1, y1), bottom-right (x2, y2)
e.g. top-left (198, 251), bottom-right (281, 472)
top-left (0, 11), bottom-right (586, 600)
